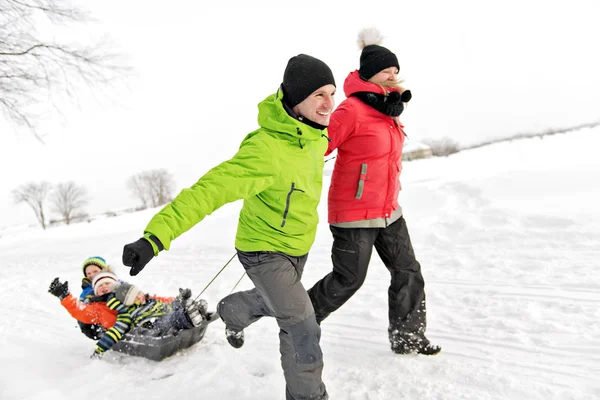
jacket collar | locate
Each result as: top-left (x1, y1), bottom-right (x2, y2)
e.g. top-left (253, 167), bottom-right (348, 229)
top-left (257, 88), bottom-right (326, 143)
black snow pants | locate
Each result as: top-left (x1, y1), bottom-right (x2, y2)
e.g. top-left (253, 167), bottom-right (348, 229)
top-left (308, 216), bottom-right (427, 334)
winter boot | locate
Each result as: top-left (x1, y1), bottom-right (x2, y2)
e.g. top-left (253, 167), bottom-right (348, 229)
top-left (417, 342), bottom-right (442, 356)
top-left (389, 327), bottom-right (441, 356)
top-left (178, 288), bottom-right (197, 313)
top-left (184, 301), bottom-right (204, 327)
top-left (196, 299), bottom-right (208, 318)
top-left (225, 328), bottom-right (245, 348)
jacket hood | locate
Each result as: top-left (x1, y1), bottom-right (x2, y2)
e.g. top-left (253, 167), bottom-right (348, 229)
top-left (343, 70), bottom-right (399, 98)
top-left (257, 89), bottom-right (326, 143)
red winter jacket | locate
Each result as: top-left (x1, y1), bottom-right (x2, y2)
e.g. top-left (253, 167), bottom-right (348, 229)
top-left (326, 70), bottom-right (406, 223)
top-left (61, 294), bottom-right (117, 328)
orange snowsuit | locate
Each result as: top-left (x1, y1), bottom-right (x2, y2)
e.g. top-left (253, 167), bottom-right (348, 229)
top-left (60, 293), bottom-right (175, 329)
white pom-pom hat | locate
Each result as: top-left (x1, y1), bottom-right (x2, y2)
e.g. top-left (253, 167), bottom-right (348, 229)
top-left (357, 27), bottom-right (399, 80)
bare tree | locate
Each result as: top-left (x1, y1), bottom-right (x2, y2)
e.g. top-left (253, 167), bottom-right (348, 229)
top-left (127, 169), bottom-right (175, 209)
top-left (148, 169), bottom-right (175, 207)
top-left (424, 137), bottom-right (461, 157)
top-left (50, 181), bottom-right (88, 224)
top-left (12, 181), bottom-right (52, 229)
top-left (0, 0), bottom-right (124, 141)
top-left (128, 173), bottom-right (150, 209)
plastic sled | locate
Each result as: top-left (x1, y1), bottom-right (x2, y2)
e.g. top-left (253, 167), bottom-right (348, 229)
top-left (111, 319), bottom-right (208, 361)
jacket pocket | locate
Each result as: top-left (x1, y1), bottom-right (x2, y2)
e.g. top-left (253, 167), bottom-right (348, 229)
top-left (281, 182), bottom-right (305, 227)
top-left (355, 163), bottom-right (368, 199)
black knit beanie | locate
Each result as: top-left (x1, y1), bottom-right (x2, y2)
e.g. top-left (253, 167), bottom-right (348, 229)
top-left (359, 45), bottom-right (399, 80)
top-left (282, 54), bottom-right (336, 108)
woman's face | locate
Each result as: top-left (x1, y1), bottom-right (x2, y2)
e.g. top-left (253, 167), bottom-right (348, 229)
top-left (85, 265), bottom-right (102, 280)
top-left (293, 84), bottom-right (336, 126)
top-left (368, 66), bottom-right (399, 86)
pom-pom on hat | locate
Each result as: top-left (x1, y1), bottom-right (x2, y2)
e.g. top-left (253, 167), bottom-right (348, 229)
top-left (82, 256), bottom-right (108, 276)
top-left (357, 28), bottom-right (400, 80)
top-left (282, 54), bottom-right (336, 108)
top-left (91, 272), bottom-right (118, 295)
top-left (114, 282), bottom-right (143, 306)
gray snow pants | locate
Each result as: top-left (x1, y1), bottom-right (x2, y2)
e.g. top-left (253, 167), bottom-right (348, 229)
top-left (217, 250), bottom-right (327, 400)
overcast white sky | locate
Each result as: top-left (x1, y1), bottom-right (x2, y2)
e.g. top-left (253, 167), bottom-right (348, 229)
top-left (2, 0), bottom-right (599, 228)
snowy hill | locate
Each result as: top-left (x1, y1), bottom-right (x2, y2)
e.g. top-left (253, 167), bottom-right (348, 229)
top-left (1, 127), bottom-right (598, 400)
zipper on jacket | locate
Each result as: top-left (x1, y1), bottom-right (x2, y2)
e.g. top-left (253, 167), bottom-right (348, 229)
top-left (296, 127), bottom-right (305, 149)
top-left (281, 183), bottom-right (305, 227)
top-left (355, 163), bottom-right (368, 199)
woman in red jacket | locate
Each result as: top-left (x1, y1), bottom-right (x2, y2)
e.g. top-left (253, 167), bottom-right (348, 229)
top-left (308, 28), bottom-right (440, 355)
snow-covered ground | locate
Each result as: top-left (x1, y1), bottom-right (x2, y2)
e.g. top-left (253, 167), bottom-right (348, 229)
top-left (1, 127), bottom-right (598, 400)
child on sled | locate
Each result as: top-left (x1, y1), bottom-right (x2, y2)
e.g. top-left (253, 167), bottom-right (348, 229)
top-left (91, 278), bottom-right (207, 359)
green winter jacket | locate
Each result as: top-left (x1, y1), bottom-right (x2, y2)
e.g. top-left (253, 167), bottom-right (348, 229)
top-left (144, 90), bottom-right (328, 256)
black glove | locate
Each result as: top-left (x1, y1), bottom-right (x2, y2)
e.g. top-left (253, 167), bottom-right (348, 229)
top-left (49, 277), bottom-right (69, 300)
top-left (122, 235), bottom-right (163, 276)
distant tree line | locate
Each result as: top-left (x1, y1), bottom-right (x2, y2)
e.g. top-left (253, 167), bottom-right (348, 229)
top-left (12, 169), bottom-right (175, 230)
top-left (460, 120), bottom-right (600, 152)
top-left (419, 119), bottom-right (600, 158)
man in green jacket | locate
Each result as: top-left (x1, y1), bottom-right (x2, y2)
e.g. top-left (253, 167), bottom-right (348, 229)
top-left (122, 54), bottom-right (335, 400)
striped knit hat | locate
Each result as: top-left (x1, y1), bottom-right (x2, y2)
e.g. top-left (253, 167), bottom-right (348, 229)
top-left (92, 272), bottom-right (118, 295)
top-left (82, 256), bottom-right (108, 276)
